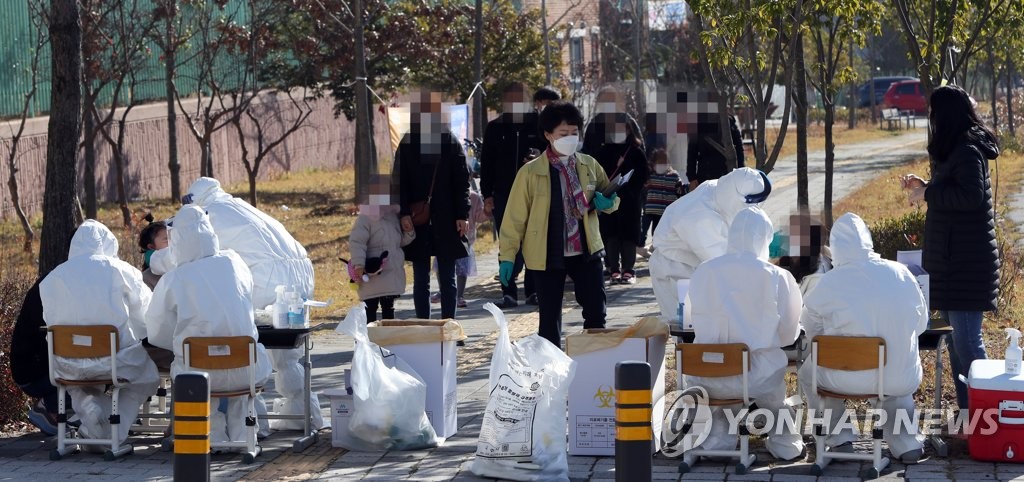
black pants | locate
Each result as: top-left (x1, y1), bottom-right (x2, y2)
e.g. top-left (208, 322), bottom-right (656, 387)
top-left (495, 199), bottom-right (535, 300)
top-left (641, 213), bottom-right (662, 246)
top-left (604, 237), bottom-right (638, 275)
top-left (364, 296), bottom-right (397, 323)
top-left (529, 255), bottom-right (607, 348)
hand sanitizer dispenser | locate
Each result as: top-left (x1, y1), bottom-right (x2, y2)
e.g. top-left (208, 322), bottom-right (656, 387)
top-left (272, 285), bottom-right (289, 328)
top-left (1006, 328), bottom-right (1022, 376)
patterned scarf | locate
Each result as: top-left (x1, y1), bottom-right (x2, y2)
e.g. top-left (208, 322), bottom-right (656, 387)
top-left (547, 146), bottom-right (589, 253)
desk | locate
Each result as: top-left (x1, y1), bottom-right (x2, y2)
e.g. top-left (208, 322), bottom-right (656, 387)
top-left (257, 326), bottom-right (316, 452)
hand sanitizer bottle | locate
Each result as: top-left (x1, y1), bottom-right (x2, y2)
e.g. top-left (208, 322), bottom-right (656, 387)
top-left (1006, 328), bottom-right (1022, 376)
top-left (272, 285), bottom-right (289, 328)
top-left (287, 286), bottom-right (304, 327)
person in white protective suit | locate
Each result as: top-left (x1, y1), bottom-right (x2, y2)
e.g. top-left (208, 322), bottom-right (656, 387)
top-left (39, 220), bottom-right (159, 447)
top-left (145, 206), bottom-right (273, 443)
top-left (650, 167), bottom-right (772, 322)
top-left (799, 213), bottom-right (927, 464)
top-left (182, 177), bottom-right (323, 431)
top-left (683, 207), bottom-right (805, 461)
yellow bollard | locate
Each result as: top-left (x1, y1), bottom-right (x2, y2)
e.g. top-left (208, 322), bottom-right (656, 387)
top-left (615, 361), bottom-right (652, 482)
top-left (173, 372), bottom-right (210, 482)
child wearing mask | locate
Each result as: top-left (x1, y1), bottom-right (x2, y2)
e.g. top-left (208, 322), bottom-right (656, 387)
top-left (639, 149), bottom-right (684, 257)
top-left (348, 193), bottom-right (416, 322)
top-left (138, 214), bottom-right (168, 290)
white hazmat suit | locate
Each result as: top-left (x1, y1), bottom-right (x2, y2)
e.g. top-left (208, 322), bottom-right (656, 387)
top-left (145, 206), bottom-right (273, 442)
top-left (184, 177), bottom-right (323, 431)
top-left (799, 213), bottom-right (927, 458)
top-left (683, 207), bottom-right (804, 460)
top-left (650, 167), bottom-right (771, 322)
top-left (40, 220), bottom-right (159, 446)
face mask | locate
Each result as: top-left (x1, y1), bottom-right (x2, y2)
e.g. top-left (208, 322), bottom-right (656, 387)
top-left (611, 131), bottom-right (627, 143)
top-left (655, 164), bottom-right (668, 174)
top-left (551, 135), bottom-right (580, 156)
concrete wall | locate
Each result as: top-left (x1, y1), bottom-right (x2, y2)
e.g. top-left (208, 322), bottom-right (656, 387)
top-left (0, 92), bottom-right (394, 219)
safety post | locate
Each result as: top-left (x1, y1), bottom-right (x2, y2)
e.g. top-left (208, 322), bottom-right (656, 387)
top-left (174, 372), bottom-right (211, 482)
top-left (615, 361), bottom-right (652, 482)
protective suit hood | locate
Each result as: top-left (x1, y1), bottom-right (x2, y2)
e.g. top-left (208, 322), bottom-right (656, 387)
top-left (727, 207), bottom-right (773, 260)
top-left (170, 205), bottom-right (220, 264)
top-left (69, 220), bottom-right (119, 259)
top-left (186, 177), bottom-right (231, 207)
top-left (712, 168), bottom-right (769, 221)
top-left (830, 213), bottom-right (879, 267)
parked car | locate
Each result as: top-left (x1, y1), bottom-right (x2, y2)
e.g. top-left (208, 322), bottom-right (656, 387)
top-left (883, 79), bottom-right (927, 115)
top-left (848, 76), bottom-right (915, 108)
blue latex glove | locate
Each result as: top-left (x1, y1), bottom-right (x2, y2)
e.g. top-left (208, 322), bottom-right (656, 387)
top-left (593, 192), bottom-right (616, 211)
top-left (499, 261), bottom-right (514, 286)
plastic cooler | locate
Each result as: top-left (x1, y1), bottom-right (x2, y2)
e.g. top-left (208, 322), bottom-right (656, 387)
top-left (967, 360), bottom-right (1024, 462)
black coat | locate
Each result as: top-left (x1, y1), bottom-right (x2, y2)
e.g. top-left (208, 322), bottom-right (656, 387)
top-left (686, 114), bottom-right (745, 182)
top-left (11, 279), bottom-right (47, 386)
top-left (923, 127), bottom-right (1000, 312)
top-left (396, 130), bottom-right (471, 262)
top-left (582, 115), bottom-right (649, 245)
top-left (479, 113), bottom-right (546, 203)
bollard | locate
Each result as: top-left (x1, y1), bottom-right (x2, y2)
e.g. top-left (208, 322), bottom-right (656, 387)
top-left (174, 372), bottom-right (211, 482)
top-left (615, 361), bottom-right (652, 482)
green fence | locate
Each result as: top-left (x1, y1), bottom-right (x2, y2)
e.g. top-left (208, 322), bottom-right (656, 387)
top-left (0, 0), bottom-right (251, 119)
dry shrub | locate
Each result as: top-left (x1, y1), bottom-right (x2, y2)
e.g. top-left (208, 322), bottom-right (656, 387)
top-left (0, 274), bottom-right (33, 431)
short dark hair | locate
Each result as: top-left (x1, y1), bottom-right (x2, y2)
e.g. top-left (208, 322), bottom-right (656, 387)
top-left (138, 220), bottom-right (167, 254)
top-left (533, 86), bottom-right (561, 103)
top-left (538, 101), bottom-right (584, 134)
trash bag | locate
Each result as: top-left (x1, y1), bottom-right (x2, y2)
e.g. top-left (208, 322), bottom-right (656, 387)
top-left (335, 305), bottom-right (438, 451)
top-left (469, 303), bottom-right (577, 482)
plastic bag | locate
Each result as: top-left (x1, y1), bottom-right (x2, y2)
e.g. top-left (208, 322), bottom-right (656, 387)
top-left (469, 304), bottom-right (577, 482)
top-left (335, 305), bottom-right (438, 451)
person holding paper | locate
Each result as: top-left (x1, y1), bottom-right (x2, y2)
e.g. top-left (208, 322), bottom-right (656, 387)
top-left (499, 101), bottom-right (620, 348)
top-left (581, 87), bottom-right (648, 285)
top-left (649, 167), bottom-right (771, 323)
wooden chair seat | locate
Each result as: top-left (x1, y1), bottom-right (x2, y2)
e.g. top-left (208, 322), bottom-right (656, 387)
top-left (708, 398), bottom-right (745, 406)
top-left (55, 378), bottom-right (112, 386)
top-left (211, 386), bottom-right (264, 398)
top-left (817, 387), bottom-right (878, 401)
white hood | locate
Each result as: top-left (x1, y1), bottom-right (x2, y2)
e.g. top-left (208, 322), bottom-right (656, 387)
top-left (830, 213), bottom-right (880, 267)
top-left (726, 207), bottom-right (773, 260)
top-left (186, 177), bottom-right (233, 207)
top-left (69, 219), bottom-right (119, 259)
top-left (712, 167), bottom-right (769, 222)
top-left (169, 205), bottom-right (220, 265)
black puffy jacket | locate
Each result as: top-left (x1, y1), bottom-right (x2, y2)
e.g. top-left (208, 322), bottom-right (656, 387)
top-left (923, 127), bottom-right (1000, 312)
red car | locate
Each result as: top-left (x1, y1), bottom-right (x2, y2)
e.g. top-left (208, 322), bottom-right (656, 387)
top-left (883, 79), bottom-right (927, 115)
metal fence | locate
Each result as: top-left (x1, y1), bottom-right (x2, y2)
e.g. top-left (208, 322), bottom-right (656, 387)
top-left (0, 0), bottom-right (250, 119)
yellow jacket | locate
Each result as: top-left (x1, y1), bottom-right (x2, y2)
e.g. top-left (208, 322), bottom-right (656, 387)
top-left (499, 152), bottom-right (620, 270)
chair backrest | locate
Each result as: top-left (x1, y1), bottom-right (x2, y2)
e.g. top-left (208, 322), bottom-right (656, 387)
top-left (48, 325), bottom-right (119, 359)
top-left (679, 343), bottom-right (750, 378)
top-left (812, 335), bottom-right (886, 371)
top-left (183, 336), bottom-right (256, 370)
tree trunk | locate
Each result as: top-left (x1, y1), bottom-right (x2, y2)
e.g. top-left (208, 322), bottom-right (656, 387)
top-left (824, 102), bottom-right (835, 227)
top-left (353, 0), bottom-right (377, 201)
top-left (793, 32), bottom-right (809, 214)
top-left (249, 169), bottom-right (258, 207)
top-left (39, 0), bottom-right (83, 278)
top-left (991, 55), bottom-right (999, 131)
top-left (200, 139), bottom-right (213, 178)
top-left (165, 10), bottom-right (181, 202)
top-left (847, 36), bottom-right (855, 130)
top-left (6, 162), bottom-right (34, 253)
top-left (113, 124), bottom-right (132, 227)
top-left (1009, 57), bottom-right (1016, 136)
top-left (473, 0), bottom-right (484, 143)
top-left (82, 103), bottom-right (97, 218)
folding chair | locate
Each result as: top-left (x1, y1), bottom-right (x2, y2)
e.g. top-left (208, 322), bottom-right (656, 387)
top-left (809, 335), bottom-right (889, 478)
top-left (677, 343), bottom-right (756, 475)
top-left (46, 324), bottom-right (132, 461)
top-left (135, 371), bottom-right (172, 434)
top-left (183, 336), bottom-right (262, 463)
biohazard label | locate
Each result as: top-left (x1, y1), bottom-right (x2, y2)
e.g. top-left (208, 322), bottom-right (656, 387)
top-left (476, 372), bottom-right (542, 459)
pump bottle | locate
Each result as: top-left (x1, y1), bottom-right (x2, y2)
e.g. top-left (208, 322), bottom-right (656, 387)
top-left (1007, 328), bottom-right (1022, 376)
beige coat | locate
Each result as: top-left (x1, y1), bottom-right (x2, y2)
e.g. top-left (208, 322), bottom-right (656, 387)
top-left (350, 212), bottom-right (411, 300)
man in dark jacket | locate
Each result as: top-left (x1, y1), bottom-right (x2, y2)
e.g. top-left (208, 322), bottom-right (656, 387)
top-left (686, 111), bottom-right (746, 190)
top-left (397, 89), bottom-right (472, 320)
top-left (481, 83), bottom-right (550, 308)
top-left (11, 279), bottom-right (63, 435)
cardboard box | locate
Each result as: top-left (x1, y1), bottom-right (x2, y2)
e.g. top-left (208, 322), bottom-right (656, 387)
top-left (322, 389), bottom-right (353, 448)
top-left (564, 318), bottom-right (670, 456)
top-left (367, 320), bottom-right (464, 439)
top-left (897, 250), bottom-right (930, 310)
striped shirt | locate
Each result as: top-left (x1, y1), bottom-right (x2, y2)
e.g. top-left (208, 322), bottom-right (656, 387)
top-left (645, 172), bottom-right (682, 216)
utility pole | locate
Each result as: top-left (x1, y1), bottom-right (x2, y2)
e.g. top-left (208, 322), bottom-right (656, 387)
top-left (474, 0), bottom-right (484, 141)
top-left (542, 0), bottom-right (551, 85)
top-left (353, 0), bottom-right (376, 201)
top-left (634, 0), bottom-right (643, 116)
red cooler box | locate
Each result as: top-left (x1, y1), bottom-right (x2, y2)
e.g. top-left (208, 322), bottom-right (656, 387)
top-left (967, 359), bottom-right (1024, 462)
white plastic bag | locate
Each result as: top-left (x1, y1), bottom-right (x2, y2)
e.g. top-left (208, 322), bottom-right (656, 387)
top-left (335, 305), bottom-right (438, 451)
top-left (469, 304), bottom-right (577, 481)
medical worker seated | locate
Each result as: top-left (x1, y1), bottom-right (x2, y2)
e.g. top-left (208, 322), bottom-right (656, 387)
top-left (181, 177), bottom-right (323, 431)
top-left (650, 167), bottom-right (771, 323)
top-left (799, 213), bottom-right (927, 464)
top-left (683, 207), bottom-right (805, 461)
top-left (145, 206), bottom-right (272, 443)
top-left (40, 220), bottom-right (159, 447)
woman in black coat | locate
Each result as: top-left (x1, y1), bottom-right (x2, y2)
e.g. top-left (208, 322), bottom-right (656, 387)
top-left (396, 93), bottom-right (471, 320)
top-left (582, 111), bottom-right (648, 284)
top-left (902, 85), bottom-right (1000, 410)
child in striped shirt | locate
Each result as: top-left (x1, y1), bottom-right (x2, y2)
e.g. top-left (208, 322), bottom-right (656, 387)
top-left (640, 149), bottom-right (684, 255)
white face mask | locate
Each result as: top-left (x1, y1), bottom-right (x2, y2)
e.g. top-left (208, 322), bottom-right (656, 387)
top-left (551, 135), bottom-right (580, 156)
top-left (611, 131), bottom-right (627, 143)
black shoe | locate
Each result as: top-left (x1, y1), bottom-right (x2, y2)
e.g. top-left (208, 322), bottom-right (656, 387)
top-left (456, 339), bottom-right (466, 347)
top-left (525, 294), bottom-right (539, 305)
top-left (495, 295), bottom-right (518, 309)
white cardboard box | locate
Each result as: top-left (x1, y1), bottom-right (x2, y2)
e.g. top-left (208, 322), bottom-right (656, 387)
top-left (565, 322), bottom-right (668, 456)
top-left (323, 387), bottom-right (354, 448)
top-left (897, 250), bottom-right (930, 310)
top-left (367, 320), bottom-right (462, 440)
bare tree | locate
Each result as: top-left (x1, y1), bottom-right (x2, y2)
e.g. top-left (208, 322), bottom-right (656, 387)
top-left (39, 0), bottom-right (83, 278)
top-left (4, 0), bottom-right (47, 253)
top-left (151, 0), bottom-right (188, 202)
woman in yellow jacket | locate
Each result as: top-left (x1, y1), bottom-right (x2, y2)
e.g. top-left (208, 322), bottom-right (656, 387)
top-left (499, 101), bottom-right (620, 347)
